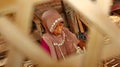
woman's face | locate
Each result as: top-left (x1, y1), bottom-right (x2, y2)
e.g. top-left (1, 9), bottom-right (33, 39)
top-left (53, 22), bottom-right (64, 35)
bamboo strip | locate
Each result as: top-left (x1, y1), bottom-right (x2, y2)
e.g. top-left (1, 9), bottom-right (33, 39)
top-left (0, 0), bottom-right (49, 15)
top-left (83, 28), bottom-right (104, 67)
top-left (61, 43), bottom-right (120, 67)
top-left (65, 1), bottom-right (120, 60)
top-left (61, 42), bottom-right (120, 67)
top-left (101, 41), bottom-right (120, 60)
top-left (6, 0), bottom-right (34, 67)
top-left (0, 0), bottom-right (16, 15)
top-left (15, 0), bottom-right (34, 33)
top-left (5, 48), bottom-right (24, 67)
top-left (59, 54), bottom-right (84, 67)
top-left (0, 0), bottom-right (16, 9)
top-left (65, 0), bottom-right (120, 40)
top-left (69, 11), bottom-right (76, 33)
top-left (0, 0), bottom-right (16, 11)
top-left (78, 13), bottom-right (90, 28)
top-left (0, 6), bottom-right (16, 16)
top-left (0, 0), bottom-right (120, 65)
top-left (97, 0), bottom-right (113, 15)
top-left (73, 11), bottom-right (79, 35)
top-left (62, 0), bottom-right (120, 66)
top-left (76, 13), bottom-right (84, 33)
top-left (0, 17), bottom-right (54, 67)
top-left (31, 0), bottom-right (50, 4)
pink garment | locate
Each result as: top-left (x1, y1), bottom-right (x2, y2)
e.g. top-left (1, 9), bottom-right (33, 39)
top-left (40, 9), bottom-right (79, 60)
top-left (41, 27), bottom-right (79, 60)
top-left (40, 38), bottom-right (51, 55)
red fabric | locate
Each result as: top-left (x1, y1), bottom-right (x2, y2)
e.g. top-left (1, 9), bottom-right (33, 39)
top-left (111, 4), bottom-right (120, 11)
top-left (40, 38), bottom-right (51, 55)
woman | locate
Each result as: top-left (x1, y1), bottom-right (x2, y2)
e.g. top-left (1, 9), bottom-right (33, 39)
top-left (40, 9), bottom-right (85, 60)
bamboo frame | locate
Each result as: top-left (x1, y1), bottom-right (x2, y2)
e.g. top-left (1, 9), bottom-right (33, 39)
top-left (0, 0), bottom-right (120, 67)
top-left (65, 0), bottom-right (120, 58)
top-left (0, 17), bottom-right (54, 67)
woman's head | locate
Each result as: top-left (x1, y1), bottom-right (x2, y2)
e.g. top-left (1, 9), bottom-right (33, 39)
top-left (53, 22), bottom-right (64, 35)
top-left (41, 9), bottom-right (64, 35)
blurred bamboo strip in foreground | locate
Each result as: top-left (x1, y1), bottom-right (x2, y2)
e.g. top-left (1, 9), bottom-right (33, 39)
top-left (0, 0), bottom-right (120, 67)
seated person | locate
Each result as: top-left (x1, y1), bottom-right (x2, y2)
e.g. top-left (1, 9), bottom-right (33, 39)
top-left (40, 9), bottom-right (85, 60)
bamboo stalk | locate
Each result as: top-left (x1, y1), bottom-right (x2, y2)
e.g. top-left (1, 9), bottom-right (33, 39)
top-left (83, 28), bottom-right (104, 67)
top-left (0, 17), bottom-right (54, 67)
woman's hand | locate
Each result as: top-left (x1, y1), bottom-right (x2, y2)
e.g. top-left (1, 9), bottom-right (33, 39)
top-left (78, 40), bottom-right (86, 50)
